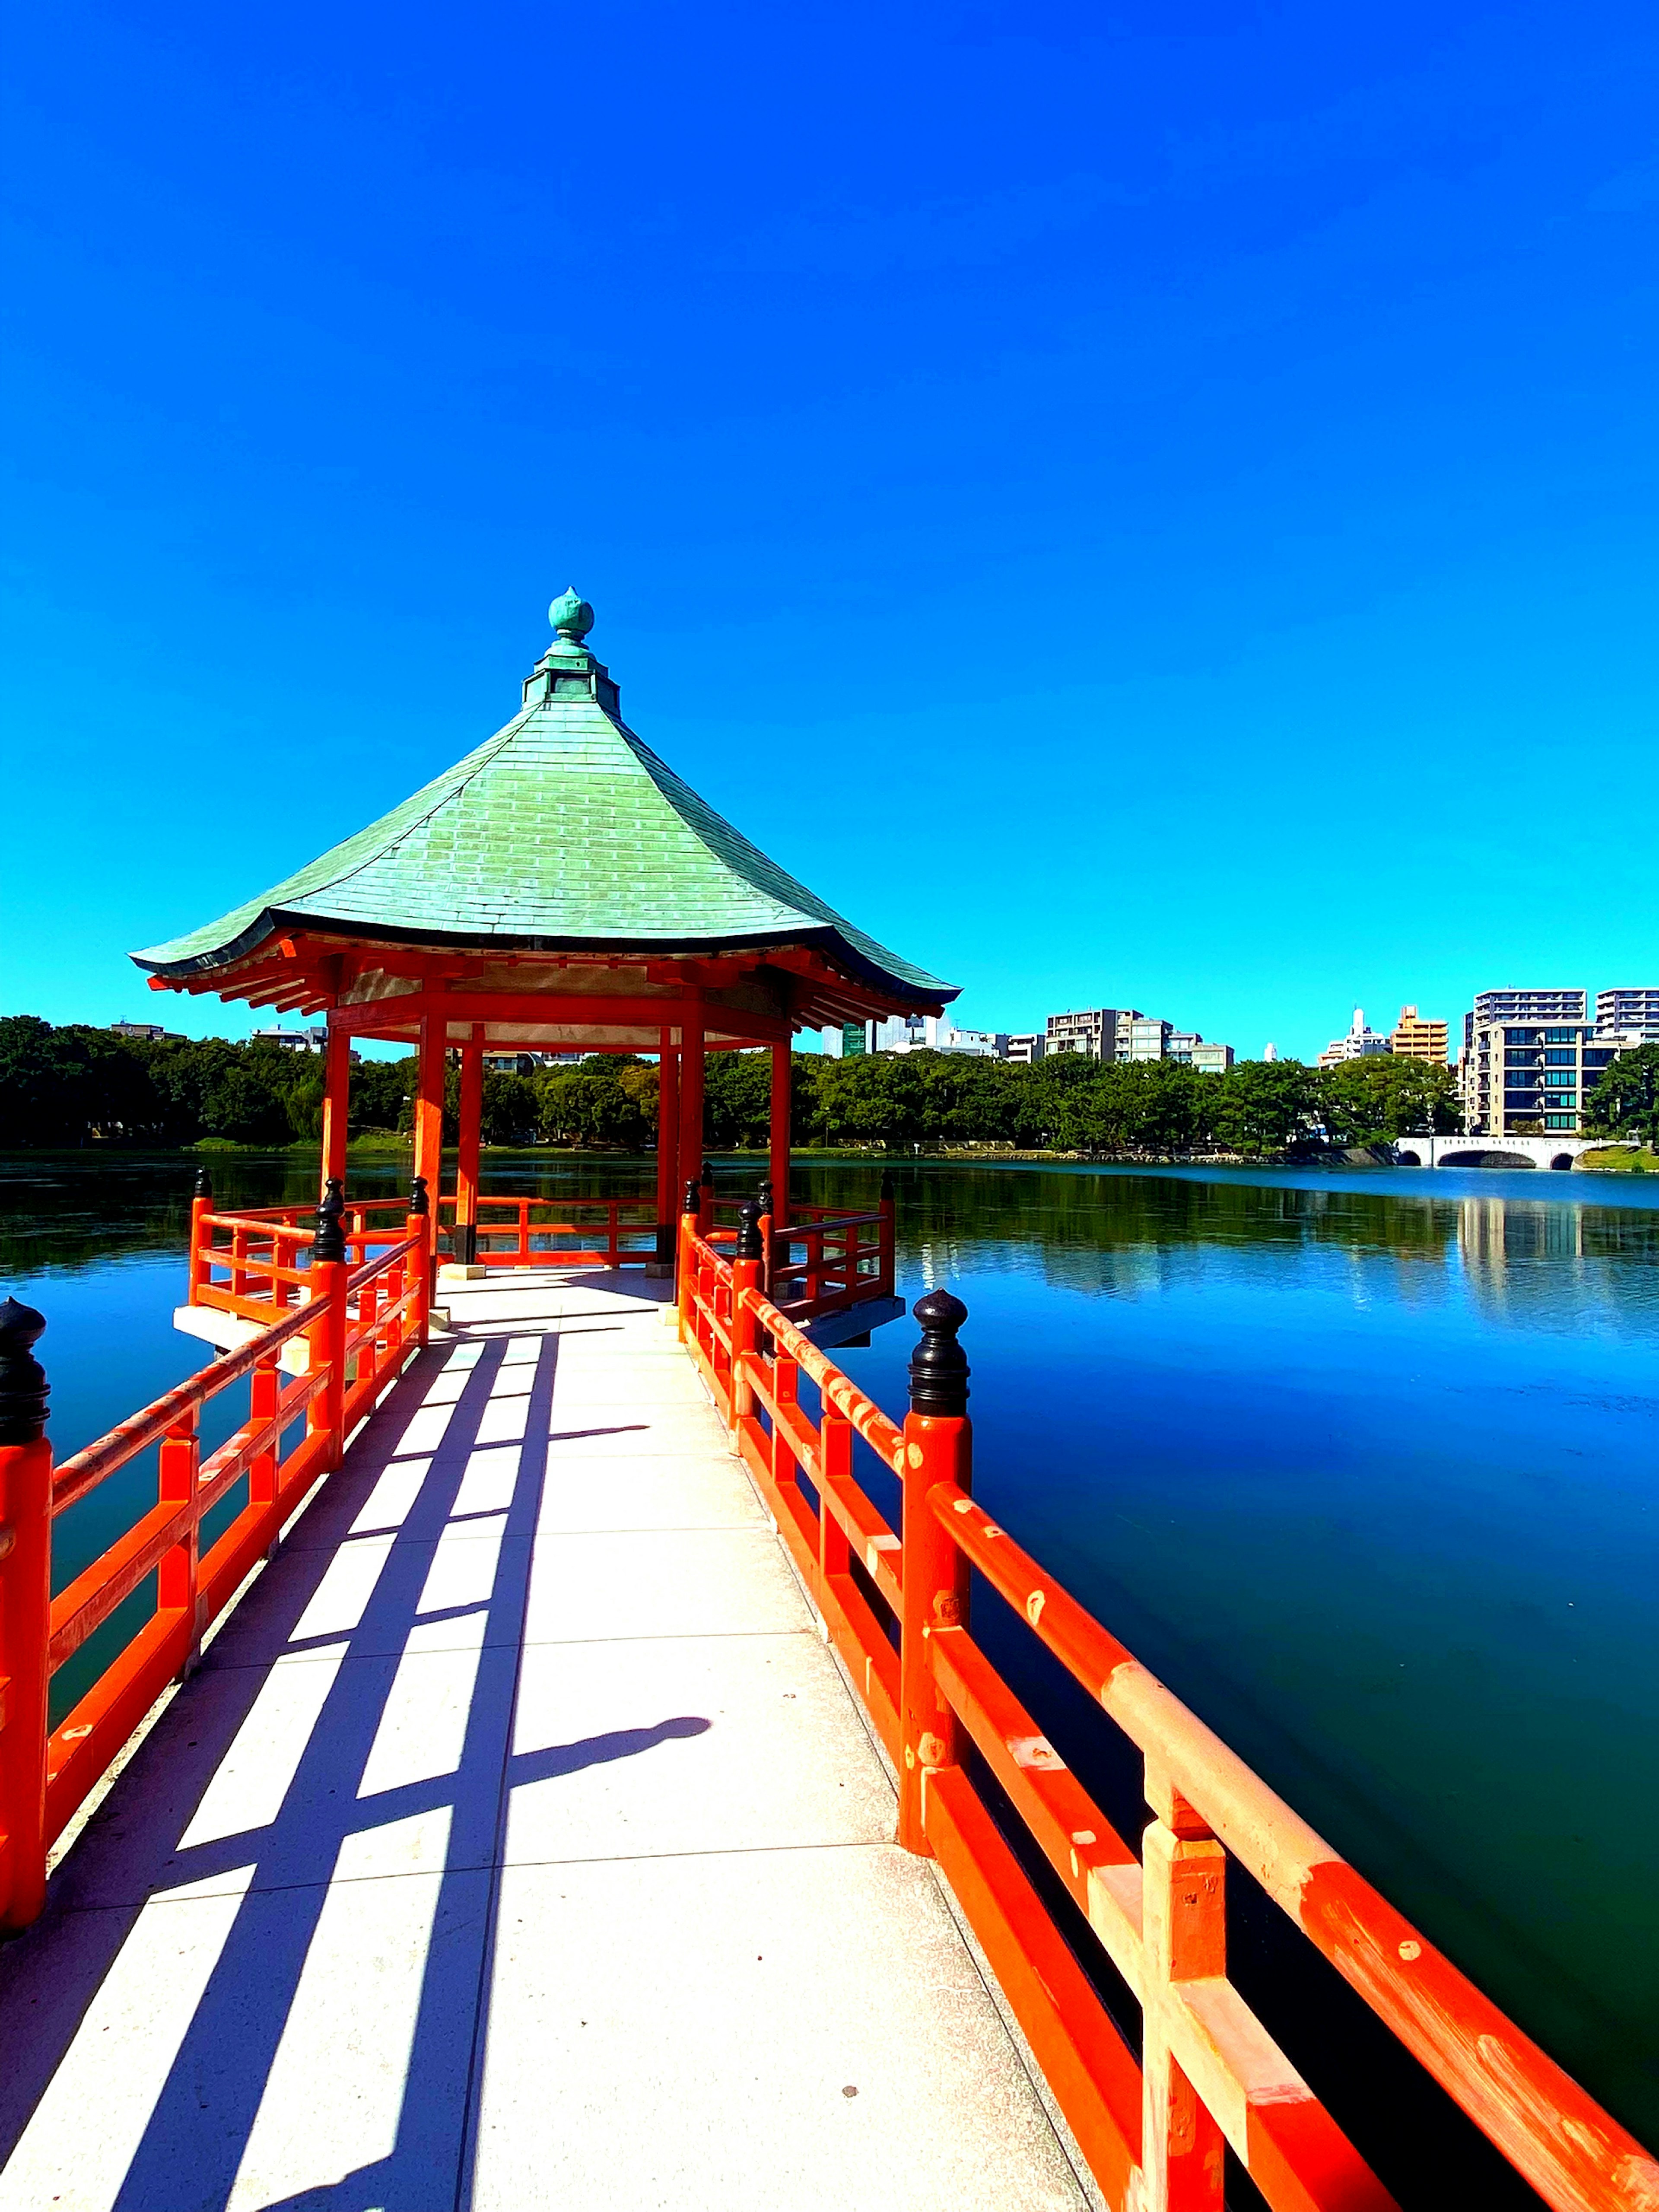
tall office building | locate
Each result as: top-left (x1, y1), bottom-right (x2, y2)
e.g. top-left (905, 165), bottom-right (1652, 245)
top-left (1595, 987), bottom-right (1659, 1042)
top-left (1389, 1006), bottom-right (1449, 1062)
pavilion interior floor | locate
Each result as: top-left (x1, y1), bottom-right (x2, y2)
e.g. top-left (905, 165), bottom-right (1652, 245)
top-left (0, 1269), bottom-right (1095, 2212)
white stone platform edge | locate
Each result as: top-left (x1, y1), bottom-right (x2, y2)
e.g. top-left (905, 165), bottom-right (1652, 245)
top-left (699, 1329), bottom-right (1112, 2212)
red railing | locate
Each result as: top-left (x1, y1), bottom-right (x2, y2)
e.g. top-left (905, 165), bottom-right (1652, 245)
top-left (435, 1192), bottom-right (659, 1268)
top-left (190, 1194), bottom-right (413, 1325)
top-left (187, 1179), bottom-right (896, 1332)
top-left (0, 1219), bottom-right (428, 1931)
top-left (675, 1211), bottom-right (1656, 2212)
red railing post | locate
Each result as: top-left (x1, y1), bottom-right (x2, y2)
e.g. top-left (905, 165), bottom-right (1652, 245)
top-left (730, 1201), bottom-right (763, 1435)
top-left (756, 1176), bottom-right (775, 1298)
top-left (878, 1170), bottom-right (896, 1297)
top-left (358, 1276), bottom-right (379, 1390)
top-left (0, 1298), bottom-right (52, 1931)
top-left (676, 1180), bottom-right (700, 1341)
top-left (897, 1289), bottom-right (971, 1856)
top-left (408, 1179), bottom-right (431, 1348)
top-left (157, 1403), bottom-right (203, 1674)
top-left (1141, 1771), bottom-right (1227, 2211)
top-left (308, 1190), bottom-right (350, 1469)
top-left (248, 1350), bottom-right (281, 1558)
top-left (188, 1167), bottom-right (213, 1303)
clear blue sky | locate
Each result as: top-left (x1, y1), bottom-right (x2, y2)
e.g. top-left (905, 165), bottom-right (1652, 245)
top-left (4, 2), bottom-right (1655, 1064)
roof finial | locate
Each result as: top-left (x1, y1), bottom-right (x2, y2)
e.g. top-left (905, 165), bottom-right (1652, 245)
top-left (549, 586), bottom-right (594, 644)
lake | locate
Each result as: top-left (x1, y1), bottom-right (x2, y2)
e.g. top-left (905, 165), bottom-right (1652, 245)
top-left (3, 1147), bottom-right (1656, 2168)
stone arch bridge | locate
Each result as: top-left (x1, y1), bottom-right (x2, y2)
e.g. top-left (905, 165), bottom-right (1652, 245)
top-left (1390, 1134), bottom-right (1636, 1171)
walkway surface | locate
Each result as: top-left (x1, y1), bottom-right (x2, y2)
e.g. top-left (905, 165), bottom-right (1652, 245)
top-left (0, 1270), bottom-right (1093, 2212)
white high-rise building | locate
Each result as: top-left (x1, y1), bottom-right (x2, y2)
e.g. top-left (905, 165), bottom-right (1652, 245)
top-left (1317, 1009), bottom-right (1390, 1068)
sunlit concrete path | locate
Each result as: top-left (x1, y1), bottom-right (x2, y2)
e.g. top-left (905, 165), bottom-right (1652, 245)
top-left (0, 1271), bottom-right (1092, 2212)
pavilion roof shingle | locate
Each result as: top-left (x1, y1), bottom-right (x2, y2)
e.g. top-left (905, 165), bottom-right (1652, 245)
top-left (132, 597), bottom-right (956, 1011)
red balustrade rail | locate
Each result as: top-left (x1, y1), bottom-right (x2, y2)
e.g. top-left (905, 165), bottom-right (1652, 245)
top-left (435, 1192), bottom-right (659, 1268)
top-left (0, 1220), bottom-right (428, 1931)
top-left (675, 1213), bottom-right (1657, 2212)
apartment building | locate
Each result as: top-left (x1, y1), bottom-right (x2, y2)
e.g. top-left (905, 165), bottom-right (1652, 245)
top-left (1044, 1005), bottom-right (1234, 1067)
top-left (1461, 988), bottom-right (1587, 1062)
top-left (1457, 991), bottom-right (1633, 1136)
top-left (1045, 1008), bottom-right (1134, 1058)
top-left (1595, 987), bottom-right (1659, 1043)
top-left (1126, 1017), bottom-right (1173, 1062)
top-left (823, 1017), bottom-right (1007, 1058)
top-left (483, 1049), bottom-right (582, 1075)
top-left (1004, 1033), bottom-right (1046, 1064)
top-left (251, 1025), bottom-right (329, 1053)
top-left (1389, 1006), bottom-right (1448, 1062)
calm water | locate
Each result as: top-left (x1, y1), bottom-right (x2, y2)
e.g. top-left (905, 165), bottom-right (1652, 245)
top-left (3, 1149), bottom-right (1656, 2166)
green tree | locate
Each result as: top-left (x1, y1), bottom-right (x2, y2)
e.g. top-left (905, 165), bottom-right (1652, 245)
top-left (1209, 1059), bottom-right (1321, 1157)
top-left (1319, 1056), bottom-right (1461, 1144)
top-left (535, 1057), bottom-right (655, 1149)
top-left (703, 1050), bottom-right (770, 1146)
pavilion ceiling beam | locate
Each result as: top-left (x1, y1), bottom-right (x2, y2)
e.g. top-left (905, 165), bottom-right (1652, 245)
top-left (324, 992), bottom-right (791, 1043)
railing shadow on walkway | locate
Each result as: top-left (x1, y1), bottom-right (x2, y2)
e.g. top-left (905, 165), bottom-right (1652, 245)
top-left (0, 1317), bottom-right (710, 2212)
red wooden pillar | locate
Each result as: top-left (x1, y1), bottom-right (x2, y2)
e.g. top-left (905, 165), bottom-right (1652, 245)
top-left (897, 1289), bottom-right (971, 1857)
top-left (414, 1013), bottom-right (446, 1282)
top-left (653, 1023), bottom-right (680, 1274)
top-left (768, 1039), bottom-right (791, 1230)
top-left (455, 1023), bottom-right (484, 1268)
top-left (0, 1297), bottom-right (52, 1931)
top-left (677, 999), bottom-right (706, 1219)
top-left (320, 1020), bottom-right (353, 1198)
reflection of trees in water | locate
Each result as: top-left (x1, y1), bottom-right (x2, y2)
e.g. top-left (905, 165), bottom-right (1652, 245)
top-left (0, 1150), bottom-right (666, 1278)
top-left (1456, 1196), bottom-right (1659, 1327)
top-left (8, 1153), bottom-right (1656, 1329)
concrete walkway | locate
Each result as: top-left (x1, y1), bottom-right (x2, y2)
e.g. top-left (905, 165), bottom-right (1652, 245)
top-left (0, 1271), bottom-right (1092, 2212)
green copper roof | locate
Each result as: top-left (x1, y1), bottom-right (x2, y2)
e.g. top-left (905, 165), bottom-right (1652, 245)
top-left (131, 594), bottom-right (956, 1009)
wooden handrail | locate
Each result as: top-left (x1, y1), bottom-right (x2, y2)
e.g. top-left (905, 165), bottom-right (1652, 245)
top-left (0, 1199), bottom-right (432, 1926)
top-left (673, 1218), bottom-right (1657, 2212)
top-left (51, 1295), bottom-right (318, 1514)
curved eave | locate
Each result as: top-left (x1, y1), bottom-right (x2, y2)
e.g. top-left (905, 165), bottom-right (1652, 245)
top-left (130, 908), bottom-right (959, 1014)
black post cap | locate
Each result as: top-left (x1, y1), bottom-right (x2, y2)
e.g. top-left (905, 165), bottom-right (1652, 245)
top-left (756, 1178), bottom-right (774, 1218)
top-left (879, 1169), bottom-right (895, 1201)
top-left (908, 1288), bottom-right (969, 1418)
top-left (314, 1180), bottom-right (347, 1265)
top-left (409, 1175), bottom-right (430, 1217)
top-left (735, 1198), bottom-right (763, 1262)
top-left (193, 1166), bottom-right (213, 1201)
top-left (682, 1178), bottom-right (702, 1215)
top-left (701, 1160), bottom-right (713, 1184)
top-left (0, 1295), bottom-right (49, 1444)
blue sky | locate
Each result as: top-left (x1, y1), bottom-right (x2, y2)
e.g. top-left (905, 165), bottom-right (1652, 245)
top-left (3, 1), bottom-right (1655, 1063)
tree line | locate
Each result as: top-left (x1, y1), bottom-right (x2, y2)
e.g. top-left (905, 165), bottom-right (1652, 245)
top-left (0, 1013), bottom-right (1532, 1156)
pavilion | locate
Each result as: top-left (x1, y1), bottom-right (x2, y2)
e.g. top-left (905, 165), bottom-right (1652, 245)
top-left (132, 589), bottom-right (957, 1264)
